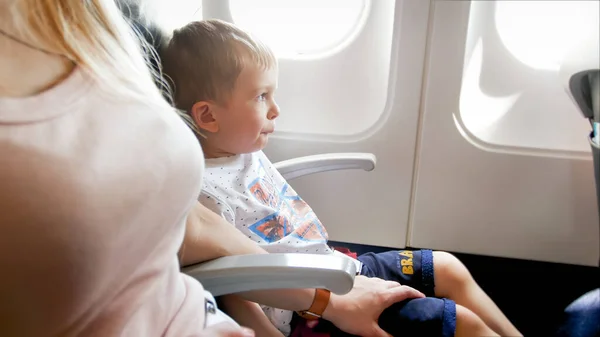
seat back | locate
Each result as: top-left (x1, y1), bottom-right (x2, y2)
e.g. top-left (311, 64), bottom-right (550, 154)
top-left (117, 0), bottom-right (173, 104)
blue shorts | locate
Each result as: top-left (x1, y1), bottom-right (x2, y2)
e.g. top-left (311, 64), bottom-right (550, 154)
top-left (299, 249), bottom-right (457, 337)
top-left (357, 249), bottom-right (456, 337)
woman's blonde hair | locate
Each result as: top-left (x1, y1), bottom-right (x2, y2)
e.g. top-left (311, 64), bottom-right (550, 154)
top-left (7, 0), bottom-right (172, 109)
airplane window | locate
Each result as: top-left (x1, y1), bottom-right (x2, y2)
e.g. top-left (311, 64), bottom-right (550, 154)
top-left (152, 0), bottom-right (202, 32)
top-left (495, 1), bottom-right (598, 72)
top-left (457, 0), bottom-right (598, 156)
top-left (229, 0), bottom-right (366, 57)
top-left (201, 0), bottom-right (394, 138)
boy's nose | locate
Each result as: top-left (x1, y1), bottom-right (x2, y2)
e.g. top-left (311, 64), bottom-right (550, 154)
top-left (267, 103), bottom-right (280, 120)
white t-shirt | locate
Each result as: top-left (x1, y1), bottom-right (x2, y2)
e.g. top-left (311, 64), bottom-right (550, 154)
top-left (200, 151), bottom-right (361, 335)
top-left (0, 67), bottom-right (229, 337)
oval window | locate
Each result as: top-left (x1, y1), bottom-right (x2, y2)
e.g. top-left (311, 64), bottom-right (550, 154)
top-left (229, 0), bottom-right (366, 57)
top-left (495, 0), bottom-right (599, 71)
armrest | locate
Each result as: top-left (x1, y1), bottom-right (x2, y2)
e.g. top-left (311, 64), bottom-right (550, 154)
top-left (273, 153), bottom-right (376, 181)
top-left (182, 253), bottom-right (356, 297)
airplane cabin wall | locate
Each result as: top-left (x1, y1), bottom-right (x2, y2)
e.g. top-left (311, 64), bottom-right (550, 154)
top-left (188, 0), bottom-right (599, 267)
top-left (410, 0), bottom-right (599, 267)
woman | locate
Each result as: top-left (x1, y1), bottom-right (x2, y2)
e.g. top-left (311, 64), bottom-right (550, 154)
top-left (0, 0), bottom-right (421, 336)
top-left (0, 0), bottom-right (249, 336)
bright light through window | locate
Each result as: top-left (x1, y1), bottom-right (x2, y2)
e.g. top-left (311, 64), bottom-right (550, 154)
top-left (229, 0), bottom-right (366, 57)
top-left (151, 0), bottom-right (202, 32)
top-left (495, 1), bottom-right (599, 71)
top-left (457, 0), bottom-right (596, 154)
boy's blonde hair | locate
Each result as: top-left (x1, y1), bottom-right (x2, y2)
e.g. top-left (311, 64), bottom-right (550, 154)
top-left (160, 19), bottom-right (277, 133)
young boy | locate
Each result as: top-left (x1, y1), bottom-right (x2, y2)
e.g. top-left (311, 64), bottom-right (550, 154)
top-left (161, 19), bottom-right (522, 337)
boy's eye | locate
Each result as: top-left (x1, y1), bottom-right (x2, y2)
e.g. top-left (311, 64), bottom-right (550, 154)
top-left (257, 93), bottom-right (268, 101)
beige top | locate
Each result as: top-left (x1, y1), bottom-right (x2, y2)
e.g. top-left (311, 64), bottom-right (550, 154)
top-left (0, 67), bottom-right (210, 336)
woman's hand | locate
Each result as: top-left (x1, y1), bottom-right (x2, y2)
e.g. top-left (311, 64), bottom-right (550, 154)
top-left (198, 322), bottom-right (255, 337)
top-left (323, 275), bottom-right (425, 337)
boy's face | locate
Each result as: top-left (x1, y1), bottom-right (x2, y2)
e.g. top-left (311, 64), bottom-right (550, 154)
top-left (196, 62), bottom-right (280, 157)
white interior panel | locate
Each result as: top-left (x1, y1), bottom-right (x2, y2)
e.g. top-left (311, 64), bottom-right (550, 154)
top-left (264, 0), bottom-right (431, 249)
top-left (410, 0), bottom-right (599, 266)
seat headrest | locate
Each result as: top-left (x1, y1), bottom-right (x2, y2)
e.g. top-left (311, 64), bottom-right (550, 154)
top-left (116, 0), bottom-right (172, 101)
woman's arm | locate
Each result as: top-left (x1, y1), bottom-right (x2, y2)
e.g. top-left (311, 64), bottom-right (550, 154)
top-left (178, 201), bottom-right (316, 310)
top-left (180, 201), bottom-right (425, 337)
top-left (178, 201), bottom-right (269, 265)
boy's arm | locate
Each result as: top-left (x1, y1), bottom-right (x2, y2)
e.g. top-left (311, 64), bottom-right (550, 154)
top-left (219, 295), bottom-right (284, 337)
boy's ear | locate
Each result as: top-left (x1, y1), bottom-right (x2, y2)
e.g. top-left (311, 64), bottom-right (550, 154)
top-left (191, 101), bottom-right (219, 133)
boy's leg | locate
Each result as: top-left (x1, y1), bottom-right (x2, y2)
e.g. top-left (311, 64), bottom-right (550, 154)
top-left (376, 297), bottom-right (457, 337)
top-left (432, 251), bottom-right (522, 337)
top-left (377, 297), bottom-right (501, 337)
top-left (323, 296), bottom-right (498, 337)
top-left (359, 250), bottom-right (510, 336)
top-left (217, 295), bottom-right (285, 337)
top-left (455, 304), bottom-right (499, 337)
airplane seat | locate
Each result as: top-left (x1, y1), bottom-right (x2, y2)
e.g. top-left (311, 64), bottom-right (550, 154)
top-left (183, 153), bottom-right (376, 296)
top-left (592, 128), bottom-right (600, 236)
top-left (115, 0), bottom-right (380, 302)
top-left (559, 27), bottom-right (600, 229)
top-left (556, 28), bottom-right (600, 337)
top-left (553, 99), bottom-right (600, 337)
top-left (554, 288), bottom-right (600, 337)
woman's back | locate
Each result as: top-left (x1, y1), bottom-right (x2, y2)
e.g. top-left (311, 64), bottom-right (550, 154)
top-left (0, 64), bottom-right (206, 336)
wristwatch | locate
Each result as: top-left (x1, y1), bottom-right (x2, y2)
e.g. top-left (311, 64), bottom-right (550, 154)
top-left (296, 288), bottom-right (331, 320)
